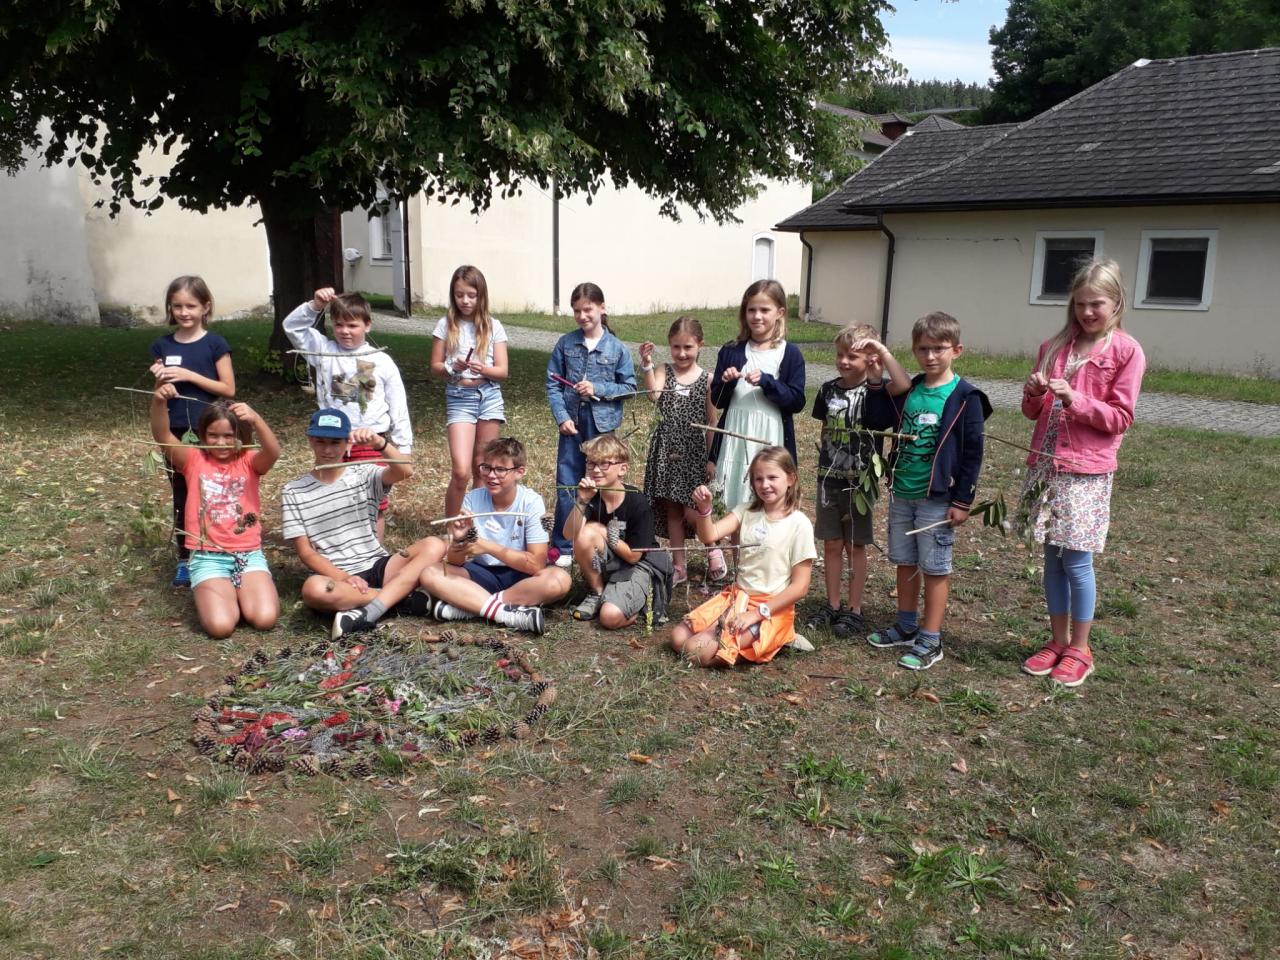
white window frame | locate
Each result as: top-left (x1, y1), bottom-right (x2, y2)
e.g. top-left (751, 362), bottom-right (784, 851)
top-left (1134, 228), bottom-right (1217, 311)
top-left (369, 187), bottom-right (394, 262)
top-left (750, 232), bottom-right (776, 282)
top-left (1028, 230), bottom-right (1104, 305)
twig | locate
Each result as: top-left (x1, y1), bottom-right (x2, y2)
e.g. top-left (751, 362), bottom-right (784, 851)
top-left (135, 440), bottom-right (261, 450)
top-left (310, 458), bottom-right (413, 471)
top-left (114, 386), bottom-right (222, 405)
top-left (429, 509), bottom-right (535, 526)
top-left (692, 423), bottom-right (774, 446)
top-left (287, 347), bottom-right (388, 358)
top-left (907, 518), bottom-right (952, 536)
top-left (806, 673), bottom-right (848, 681)
top-left (985, 432), bottom-right (1082, 465)
top-left (862, 427), bottom-right (918, 441)
top-left (555, 485), bottom-right (630, 493)
top-left (630, 542), bottom-right (763, 554)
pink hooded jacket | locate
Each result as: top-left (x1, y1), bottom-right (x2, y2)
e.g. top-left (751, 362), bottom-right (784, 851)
top-left (1021, 329), bottom-right (1146, 475)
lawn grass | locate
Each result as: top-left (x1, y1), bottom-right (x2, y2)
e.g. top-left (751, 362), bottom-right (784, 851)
top-left (0, 318), bottom-right (1277, 958)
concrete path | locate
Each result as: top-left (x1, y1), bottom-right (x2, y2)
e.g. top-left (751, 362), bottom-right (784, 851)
top-left (372, 314), bottom-right (1280, 438)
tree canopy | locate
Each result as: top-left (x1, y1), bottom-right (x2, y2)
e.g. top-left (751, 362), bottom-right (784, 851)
top-left (984, 0), bottom-right (1280, 122)
top-left (2, 0), bottom-right (890, 235)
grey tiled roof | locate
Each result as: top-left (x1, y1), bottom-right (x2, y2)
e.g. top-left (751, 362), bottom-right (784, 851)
top-left (910, 115), bottom-right (966, 133)
top-left (780, 48), bottom-right (1280, 226)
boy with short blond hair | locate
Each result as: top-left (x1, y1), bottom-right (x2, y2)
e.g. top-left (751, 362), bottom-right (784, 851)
top-left (865, 312), bottom-right (992, 669)
top-left (565, 434), bottom-right (672, 629)
top-left (808, 324), bottom-right (911, 639)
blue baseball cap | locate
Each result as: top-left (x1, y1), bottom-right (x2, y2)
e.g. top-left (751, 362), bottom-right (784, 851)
top-left (307, 408), bottom-right (351, 439)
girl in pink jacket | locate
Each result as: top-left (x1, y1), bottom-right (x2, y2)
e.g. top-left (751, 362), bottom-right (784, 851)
top-left (1018, 258), bottom-right (1145, 687)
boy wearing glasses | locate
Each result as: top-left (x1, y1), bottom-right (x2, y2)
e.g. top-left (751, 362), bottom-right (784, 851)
top-left (565, 435), bottom-right (672, 628)
top-left (419, 438), bottom-right (570, 634)
top-left (864, 312), bottom-right (991, 670)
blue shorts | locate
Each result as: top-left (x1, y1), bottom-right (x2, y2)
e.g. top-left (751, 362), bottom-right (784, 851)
top-left (445, 381), bottom-right (505, 426)
top-left (886, 496), bottom-right (955, 576)
top-left (462, 561), bottom-right (529, 594)
top-left (189, 549), bottom-right (272, 587)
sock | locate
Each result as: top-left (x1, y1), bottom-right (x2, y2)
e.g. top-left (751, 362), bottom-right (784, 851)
top-left (481, 593), bottom-right (503, 622)
top-left (916, 628), bottom-right (940, 648)
top-left (360, 598), bottom-right (388, 624)
top-left (897, 609), bottom-right (919, 632)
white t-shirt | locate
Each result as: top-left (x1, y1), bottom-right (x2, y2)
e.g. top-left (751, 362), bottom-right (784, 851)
top-left (432, 316), bottom-right (508, 379)
top-left (462, 485), bottom-right (549, 567)
top-left (731, 505), bottom-right (817, 595)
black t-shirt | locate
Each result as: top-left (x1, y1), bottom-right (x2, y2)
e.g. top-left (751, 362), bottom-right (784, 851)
top-left (584, 486), bottom-right (657, 551)
top-left (811, 378), bottom-right (878, 485)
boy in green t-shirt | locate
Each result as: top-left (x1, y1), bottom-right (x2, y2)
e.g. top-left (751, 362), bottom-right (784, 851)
top-left (864, 312), bottom-right (992, 670)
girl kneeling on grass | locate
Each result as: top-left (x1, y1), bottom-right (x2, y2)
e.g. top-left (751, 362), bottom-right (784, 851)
top-left (151, 387), bottom-right (282, 638)
top-left (669, 447), bottom-right (816, 667)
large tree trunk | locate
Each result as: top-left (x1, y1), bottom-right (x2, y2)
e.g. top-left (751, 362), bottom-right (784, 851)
top-left (259, 197), bottom-right (344, 378)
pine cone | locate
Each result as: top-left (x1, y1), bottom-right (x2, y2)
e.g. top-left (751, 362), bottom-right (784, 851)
top-left (458, 729), bottom-right (480, 748)
top-left (192, 729), bottom-right (218, 756)
top-left (358, 721), bottom-right (381, 739)
top-left (348, 756), bottom-right (373, 779)
top-left (524, 703), bottom-right (547, 724)
top-left (536, 686), bottom-right (558, 709)
top-left (277, 646), bottom-right (293, 659)
top-left (540, 514), bottom-right (554, 533)
top-left (224, 673), bottom-right (239, 686)
top-left (438, 628), bottom-right (458, 645)
top-left (193, 719), bottom-right (218, 741)
top-left (292, 755), bottom-right (321, 777)
top-left (511, 721), bottom-right (532, 741)
top-left (320, 756), bottom-right (341, 775)
top-left (482, 726), bottom-right (502, 744)
top-left (231, 752), bottom-right (253, 772)
top-left (252, 649), bottom-right (268, 666)
top-left (193, 706), bottom-right (216, 724)
top-left (213, 684), bottom-right (234, 698)
top-left (247, 754), bottom-right (272, 775)
top-left (262, 754), bottom-right (286, 773)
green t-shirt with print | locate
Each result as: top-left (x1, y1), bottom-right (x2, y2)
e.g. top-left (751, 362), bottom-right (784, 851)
top-left (892, 376), bottom-right (959, 499)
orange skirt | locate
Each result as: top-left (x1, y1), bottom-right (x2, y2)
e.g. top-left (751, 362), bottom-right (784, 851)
top-left (684, 584), bottom-right (796, 665)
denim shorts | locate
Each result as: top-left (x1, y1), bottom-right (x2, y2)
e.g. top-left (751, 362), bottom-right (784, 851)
top-left (189, 549), bottom-right (272, 587)
top-left (886, 496), bottom-right (955, 575)
top-left (445, 381), bottom-right (505, 425)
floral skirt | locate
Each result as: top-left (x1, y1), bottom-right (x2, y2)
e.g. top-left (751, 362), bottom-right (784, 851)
top-left (1020, 470), bottom-right (1114, 553)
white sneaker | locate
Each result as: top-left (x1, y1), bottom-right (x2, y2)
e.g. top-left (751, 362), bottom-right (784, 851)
top-left (553, 554), bottom-right (573, 569)
top-left (791, 634), bottom-right (815, 653)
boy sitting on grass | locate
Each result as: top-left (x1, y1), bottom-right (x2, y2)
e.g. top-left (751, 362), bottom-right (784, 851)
top-left (865, 312), bottom-right (991, 670)
top-left (565, 435), bottom-right (672, 629)
top-left (282, 409), bottom-right (434, 641)
top-left (418, 438), bottom-right (571, 635)
top-left (807, 323), bottom-right (911, 639)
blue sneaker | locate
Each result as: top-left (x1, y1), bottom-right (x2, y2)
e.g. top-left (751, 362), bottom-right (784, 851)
top-left (898, 636), bottom-right (944, 671)
top-left (172, 561), bottom-right (191, 588)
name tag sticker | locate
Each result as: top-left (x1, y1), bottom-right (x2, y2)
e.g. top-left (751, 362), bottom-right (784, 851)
top-left (484, 518), bottom-right (503, 534)
top-left (751, 522), bottom-right (768, 542)
top-left (675, 385), bottom-right (691, 397)
top-left (165, 356), bottom-right (183, 366)
top-left (917, 412), bottom-right (939, 426)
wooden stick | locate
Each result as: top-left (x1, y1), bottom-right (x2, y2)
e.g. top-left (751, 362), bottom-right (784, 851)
top-left (286, 347), bottom-right (388, 358)
top-left (906, 518), bottom-right (952, 536)
top-left (555, 485), bottom-right (630, 493)
top-left (114, 386), bottom-right (222, 405)
top-left (862, 427), bottom-right (918, 441)
top-left (428, 509), bottom-right (534, 526)
top-left (310, 458), bottom-right (413, 471)
top-left (630, 542), bottom-right (763, 554)
top-left (692, 423), bottom-right (774, 446)
top-left (550, 373), bottom-right (577, 389)
top-left (985, 432), bottom-right (1082, 465)
top-left (135, 439), bottom-right (261, 450)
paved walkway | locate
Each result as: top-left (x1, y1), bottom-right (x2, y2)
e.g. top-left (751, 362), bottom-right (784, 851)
top-left (372, 314), bottom-right (1280, 438)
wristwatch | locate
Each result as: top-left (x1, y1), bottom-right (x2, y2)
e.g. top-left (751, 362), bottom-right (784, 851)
top-left (757, 603), bottom-right (772, 621)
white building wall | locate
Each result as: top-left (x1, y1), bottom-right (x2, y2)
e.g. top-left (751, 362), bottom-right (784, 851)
top-left (805, 204), bottom-right (1280, 374)
top-left (799, 230), bottom-right (885, 329)
top-left (0, 150), bottom-right (98, 323)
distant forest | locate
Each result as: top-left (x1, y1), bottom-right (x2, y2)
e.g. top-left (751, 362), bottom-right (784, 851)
top-left (827, 79), bottom-right (992, 114)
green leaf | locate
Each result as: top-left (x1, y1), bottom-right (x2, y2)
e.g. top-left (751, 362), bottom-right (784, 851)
top-left (29, 850), bottom-right (59, 868)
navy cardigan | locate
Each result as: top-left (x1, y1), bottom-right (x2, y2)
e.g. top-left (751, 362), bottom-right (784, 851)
top-left (707, 340), bottom-right (807, 464)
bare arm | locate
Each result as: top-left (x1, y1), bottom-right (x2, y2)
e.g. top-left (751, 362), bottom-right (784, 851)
top-left (150, 386), bottom-right (188, 471)
top-left (232, 403), bottom-right (280, 474)
top-left (690, 485), bottom-right (741, 544)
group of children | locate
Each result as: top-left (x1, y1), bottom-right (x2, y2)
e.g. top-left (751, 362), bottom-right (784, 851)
top-left (147, 257), bottom-right (1144, 687)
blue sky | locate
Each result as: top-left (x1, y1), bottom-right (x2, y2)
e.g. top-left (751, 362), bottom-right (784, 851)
top-left (881, 0), bottom-right (1010, 84)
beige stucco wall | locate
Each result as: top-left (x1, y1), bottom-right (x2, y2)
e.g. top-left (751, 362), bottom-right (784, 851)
top-left (798, 229), bottom-right (886, 329)
top-left (78, 147), bottom-right (271, 320)
top-left (380, 178), bottom-right (810, 314)
top-left (0, 149), bottom-right (98, 323)
top-left (804, 204), bottom-right (1280, 373)
top-left (340, 208), bottom-right (400, 296)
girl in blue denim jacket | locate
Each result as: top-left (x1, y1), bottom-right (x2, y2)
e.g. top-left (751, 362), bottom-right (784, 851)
top-left (545, 282), bottom-right (637, 562)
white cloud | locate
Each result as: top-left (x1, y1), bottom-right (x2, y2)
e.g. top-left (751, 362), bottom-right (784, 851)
top-left (888, 36), bottom-right (995, 84)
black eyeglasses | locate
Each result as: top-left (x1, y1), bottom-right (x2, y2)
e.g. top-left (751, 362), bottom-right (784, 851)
top-left (478, 463), bottom-right (518, 477)
top-left (586, 460), bottom-right (624, 470)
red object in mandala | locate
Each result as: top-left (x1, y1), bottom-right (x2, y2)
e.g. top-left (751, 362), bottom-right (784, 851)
top-left (319, 671), bottom-right (353, 690)
top-left (323, 711), bottom-right (350, 727)
top-left (221, 709), bottom-right (262, 722)
top-left (402, 742), bottom-right (419, 752)
top-left (341, 646), bottom-right (364, 669)
top-left (497, 658), bottom-right (510, 667)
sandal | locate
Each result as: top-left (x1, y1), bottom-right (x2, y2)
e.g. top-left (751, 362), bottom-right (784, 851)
top-left (707, 548), bottom-right (728, 582)
top-left (671, 566), bottom-right (688, 587)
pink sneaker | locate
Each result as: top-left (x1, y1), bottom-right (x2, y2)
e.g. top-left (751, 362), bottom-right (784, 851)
top-left (1049, 647), bottom-right (1094, 687)
top-left (1021, 640), bottom-right (1068, 677)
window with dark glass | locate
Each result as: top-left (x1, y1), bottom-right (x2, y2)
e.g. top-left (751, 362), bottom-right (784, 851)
top-left (1040, 237), bottom-right (1096, 297)
top-left (1144, 237), bottom-right (1209, 302)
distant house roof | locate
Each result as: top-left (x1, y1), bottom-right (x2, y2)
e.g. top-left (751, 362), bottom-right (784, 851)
top-left (910, 115), bottom-right (965, 133)
top-left (780, 48), bottom-right (1280, 228)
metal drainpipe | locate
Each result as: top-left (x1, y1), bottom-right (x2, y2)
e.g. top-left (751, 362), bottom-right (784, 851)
top-left (877, 213), bottom-right (896, 343)
top-left (799, 231), bottom-right (814, 319)
top-left (552, 178), bottom-right (560, 314)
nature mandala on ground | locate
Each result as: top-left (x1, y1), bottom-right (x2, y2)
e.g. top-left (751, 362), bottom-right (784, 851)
top-left (191, 626), bottom-right (556, 779)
